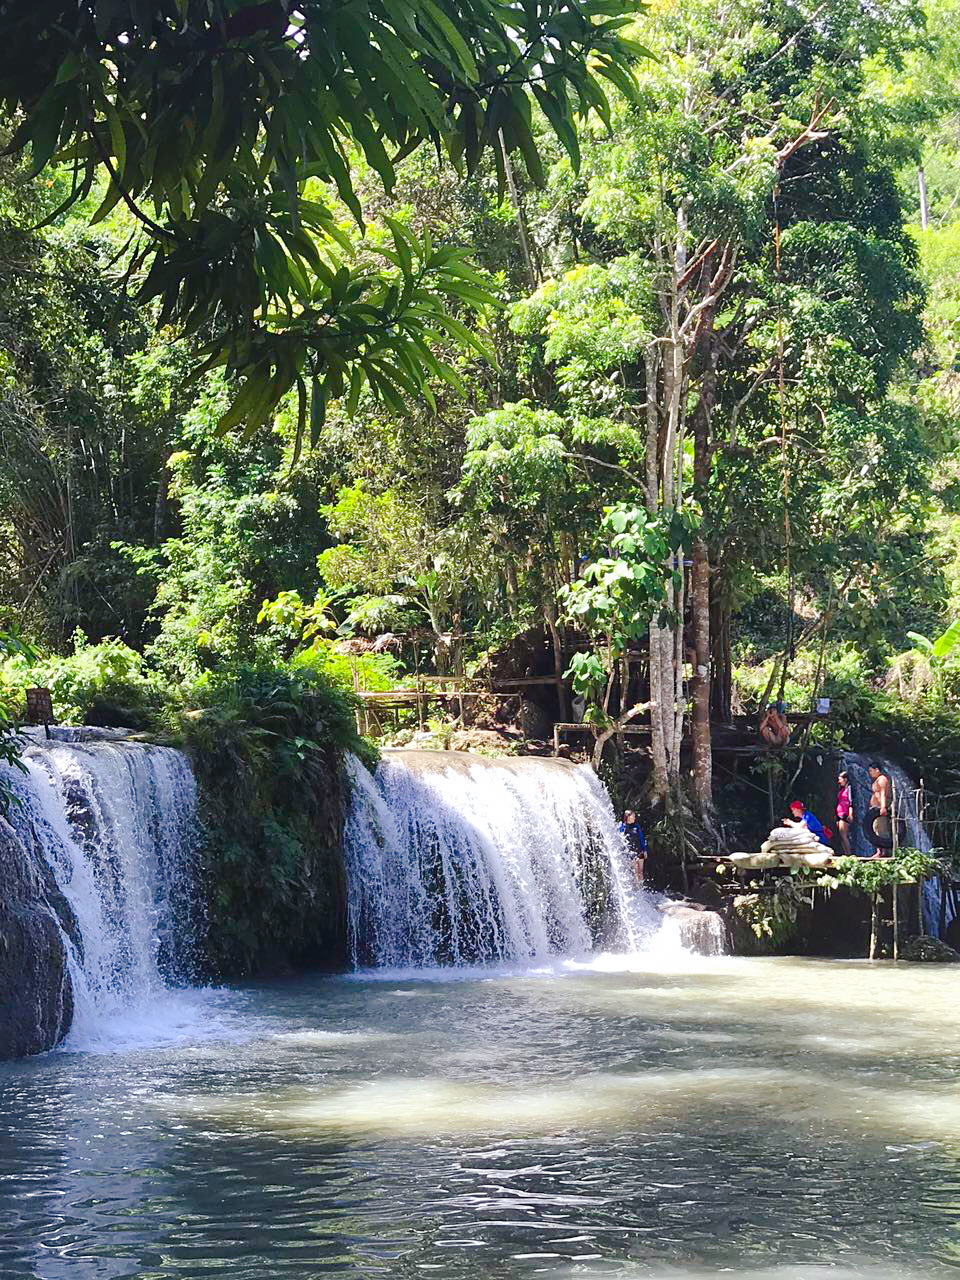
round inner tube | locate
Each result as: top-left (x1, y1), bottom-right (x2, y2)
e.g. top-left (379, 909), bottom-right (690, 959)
top-left (862, 806), bottom-right (902, 850)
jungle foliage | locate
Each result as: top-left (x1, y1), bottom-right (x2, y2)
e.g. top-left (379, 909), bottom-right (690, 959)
top-left (5, 0), bottom-right (960, 882)
top-left (179, 663), bottom-right (371, 976)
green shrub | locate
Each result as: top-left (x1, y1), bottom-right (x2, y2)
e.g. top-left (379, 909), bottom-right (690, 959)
top-left (0, 631), bottom-right (165, 728)
top-left (855, 697), bottom-right (960, 798)
top-left (730, 879), bottom-right (812, 954)
top-left (290, 641), bottom-right (398, 693)
top-left (178, 662), bottom-right (375, 977)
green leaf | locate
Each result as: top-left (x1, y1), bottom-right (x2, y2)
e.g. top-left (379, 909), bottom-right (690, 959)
top-left (907, 631), bottom-right (935, 658)
top-left (933, 620), bottom-right (960, 660)
top-left (55, 53), bottom-right (82, 85)
top-left (416, 0), bottom-right (478, 79)
top-left (292, 375), bottom-right (308, 464)
top-left (310, 374), bottom-right (327, 445)
top-left (89, 178), bottom-right (125, 224)
top-left (104, 101), bottom-right (127, 183)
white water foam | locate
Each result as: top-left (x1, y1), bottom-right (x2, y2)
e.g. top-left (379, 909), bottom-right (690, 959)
top-left (343, 750), bottom-right (682, 970)
top-left (5, 734), bottom-right (210, 1050)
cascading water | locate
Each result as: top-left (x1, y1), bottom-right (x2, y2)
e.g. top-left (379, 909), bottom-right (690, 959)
top-left (2, 729), bottom-right (199, 1047)
top-left (842, 751), bottom-right (957, 937)
top-left (842, 753), bottom-right (930, 859)
top-left (343, 749), bottom-right (692, 969)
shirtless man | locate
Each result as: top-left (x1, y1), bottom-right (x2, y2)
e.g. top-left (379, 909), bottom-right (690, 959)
top-left (867, 762), bottom-right (891, 858)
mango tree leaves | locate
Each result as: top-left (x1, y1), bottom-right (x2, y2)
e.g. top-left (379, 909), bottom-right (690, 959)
top-left (0, 0), bottom-right (648, 432)
top-left (194, 217), bottom-right (497, 461)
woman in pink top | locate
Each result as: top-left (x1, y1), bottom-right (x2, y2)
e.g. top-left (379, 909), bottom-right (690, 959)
top-left (836, 770), bottom-right (853, 855)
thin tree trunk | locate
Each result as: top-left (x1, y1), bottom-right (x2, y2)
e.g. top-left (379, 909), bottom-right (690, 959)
top-left (545, 608), bottom-right (569, 723)
top-left (869, 893), bottom-right (878, 960)
top-left (690, 352), bottom-right (717, 819)
top-left (711, 595), bottom-right (733, 723)
top-left (918, 167), bottom-right (930, 231)
top-left (893, 882), bottom-right (900, 960)
top-left (504, 559), bottom-right (519, 619)
top-left (690, 537), bottom-right (712, 813)
top-left (645, 347), bottom-right (669, 804)
top-left (499, 131), bottom-right (538, 289)
top-left (671, 571), bottom-right (685, 790)
top-left (663, 214), bottom-right (690, 801)
top-left (153, 465), bottom-right (168, 543)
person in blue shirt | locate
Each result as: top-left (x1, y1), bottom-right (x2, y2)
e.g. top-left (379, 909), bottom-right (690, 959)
top-left (784, 800), bottom-right (830, 845)
top-left (619, 809), bottom-right (647, 882)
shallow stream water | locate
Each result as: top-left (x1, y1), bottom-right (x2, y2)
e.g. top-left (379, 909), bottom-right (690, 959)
top-left (2, 954), bottom-right (960, 1279)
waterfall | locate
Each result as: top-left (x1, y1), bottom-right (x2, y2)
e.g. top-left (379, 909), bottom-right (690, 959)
top-left (3, 730), bottom-right (199, 1045)
top-left (343, 750), bottom-right (680, 969)
top-left (841, 753), bottom-right (930, 859)
top-left (842, 751), bottom-right (955, 937)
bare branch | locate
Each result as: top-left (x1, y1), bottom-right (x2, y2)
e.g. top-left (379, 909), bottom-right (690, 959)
top-left (592, 701), bottom-right (653, 771)
top-left (775, 96), bottom-right (835, 168)
top-left (562, 451), bottom-right (645, 486)
top-left (677, 238), bottom-right (719, 292)
top-left (727, 358), bottom-right (777, 447)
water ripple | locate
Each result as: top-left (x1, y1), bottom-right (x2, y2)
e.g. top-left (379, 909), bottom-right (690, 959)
top-left (1, 961), bottom-right (960, 1278)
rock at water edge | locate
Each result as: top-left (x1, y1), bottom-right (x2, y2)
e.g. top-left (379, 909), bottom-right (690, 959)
top-left (902, 935), bottom-right (960, 964)
top-left (0, 818), bottom-right (73, 1059)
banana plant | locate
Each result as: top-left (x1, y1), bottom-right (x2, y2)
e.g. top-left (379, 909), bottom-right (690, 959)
top-left (902, 619), bottom-right (960, 703)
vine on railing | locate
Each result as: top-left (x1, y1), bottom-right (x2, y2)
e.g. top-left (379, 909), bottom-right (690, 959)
top-left (795, 848), bottom-right (954, 959)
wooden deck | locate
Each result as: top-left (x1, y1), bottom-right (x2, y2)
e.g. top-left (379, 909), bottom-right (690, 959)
top-left (352, 670), bottom-right (828, 750)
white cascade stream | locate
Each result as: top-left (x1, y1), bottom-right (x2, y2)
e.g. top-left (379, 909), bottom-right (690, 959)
top-left (343, 749), bottom-right (702, 969)
top-left (4, 730), bottom-right (199, 1046)
top-left (3, 734), bottom-right (719, 1056)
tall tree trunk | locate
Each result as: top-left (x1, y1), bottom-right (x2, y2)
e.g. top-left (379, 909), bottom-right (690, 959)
top-left (690, 350), bottom-right (718, 819)
top-left (661, 217), bottom-right (688, 803)
top-left (644, 347), bottom-right (669, 803)
top-left (646, 212), bottom-right (690, 813)
top-left (690, 536), bottom-right (712, 813)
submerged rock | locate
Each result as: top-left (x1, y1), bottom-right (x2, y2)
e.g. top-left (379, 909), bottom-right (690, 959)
top-left (0, 817), bottom-right (73, 1059)
top-left (902, 935), bottom-right (960, 964)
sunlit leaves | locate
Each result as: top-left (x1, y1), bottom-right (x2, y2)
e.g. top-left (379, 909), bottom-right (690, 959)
top-left (189, 218), bottom-right (497, 460)
top-left (0, 0), bottom-right (649, 432)
top-left (560, 502), bottom-right (690, 699)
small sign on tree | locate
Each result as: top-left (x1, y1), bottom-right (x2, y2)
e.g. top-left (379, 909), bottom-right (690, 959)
top-left (25, 687), bottom-right (54, 725)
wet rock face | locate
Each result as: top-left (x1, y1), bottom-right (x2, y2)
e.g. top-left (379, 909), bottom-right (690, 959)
top-left (658, 900), bottom-right (728, 955)
top-left (902, 936), bottom-right (960, 964)
top-left (0, 818), bottom-right (73, 1059)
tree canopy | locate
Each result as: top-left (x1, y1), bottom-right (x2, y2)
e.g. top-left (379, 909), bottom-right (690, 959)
top-left (5, 0), bottom-right (960, 845)
top-left (0, 0), bottom-right (647, 443)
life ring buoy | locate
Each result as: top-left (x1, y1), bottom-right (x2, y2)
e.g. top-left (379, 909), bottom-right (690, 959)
top-left (862, 806), bottom-right (902, 850)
